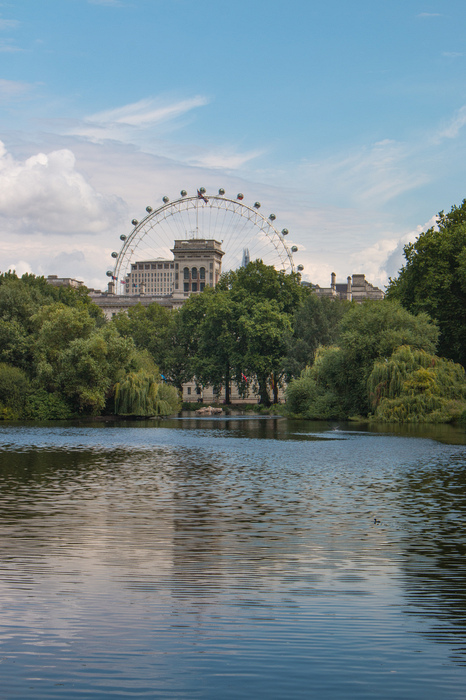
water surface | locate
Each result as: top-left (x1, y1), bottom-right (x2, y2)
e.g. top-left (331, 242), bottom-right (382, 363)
top-left (0, 417), bottom-right (466, 698)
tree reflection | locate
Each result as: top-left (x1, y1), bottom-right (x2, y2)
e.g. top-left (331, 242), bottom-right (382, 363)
top-left (400, 454), bottom-right (466, 664)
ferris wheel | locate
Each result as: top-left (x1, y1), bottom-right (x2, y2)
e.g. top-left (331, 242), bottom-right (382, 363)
top-left (107, 188), bottom-right (302, 288)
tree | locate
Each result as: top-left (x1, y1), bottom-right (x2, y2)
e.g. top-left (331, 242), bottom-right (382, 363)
top-left (236, 298), bottom-right (292, 405)
top-left (0, 363), bottom-right (30, 419)
top-left (114, 371), bottom-right (180, 416)
top-left (285, 300), bottom-right (439, 419)
top-left (368, 346), bottom-right (466, 423)
top-left (179, 266), bottom-right (297, 405)
top-left (217, 259), bottom-right (308, 313)
top-left (187, 288), bottom-right (241, 404)
top-left (386, 199), bottom-right (466, 366)
top-left (284, 294), bottom-right (349, 378)
top-left (110, 302), bottom-right (175, 375)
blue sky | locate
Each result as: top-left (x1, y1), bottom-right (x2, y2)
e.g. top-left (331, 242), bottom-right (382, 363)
top-left (1, 0), bottom-right (466, 289)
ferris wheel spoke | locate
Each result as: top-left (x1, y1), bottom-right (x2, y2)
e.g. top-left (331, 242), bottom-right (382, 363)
top-left (111, 192), bottom-right (295, 288)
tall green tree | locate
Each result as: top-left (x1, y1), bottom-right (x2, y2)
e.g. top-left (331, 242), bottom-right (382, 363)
top-left (180, 263), bottom-right (300, 404)
top-left (218, 259), bottom-right (308, 313)
top-left (285, 294), bottom-right (349, 378)
top-left (187, 288), bottom-right (241, 404)
top-left (110, 302), bottom-right (175, 375)
top-left (386, 199), bottom-right (466, 366)
top-left (237, 298), bottom-right (292, 405)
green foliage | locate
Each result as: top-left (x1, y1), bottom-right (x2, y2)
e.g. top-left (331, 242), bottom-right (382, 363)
top-left (285, 301), bottom-right (439, 419)
top-left (110, 302), bottom-right (178, 379)
top-left (0, 363), bottom-right (30, 419)
top-left (114, 372), bottom-right (180, 416)
top-left (285, 294), bottom-right (349, 377)
top-left (33, 303), bottom-right (97, 369)
top-left (155, 382), bottom-right (182, 416)
top-left (368, 346), bottom-right (466, 422)
top-left (180, 262), bottom-right (301, 404)
top-left (386, 199), bottom-right (466, 366)
top-left (336, 300), bottom-right (438, 415)
top-left (285, 348), bottom-right (347, 419)
top-left (0, 318), bottom-right (31, 370)
top-left (237, 298), bottom-right (292, 405)
top-left (217, 259), bottom-right (308, 313)
top-left (23, 389), bottom-right (74, 421)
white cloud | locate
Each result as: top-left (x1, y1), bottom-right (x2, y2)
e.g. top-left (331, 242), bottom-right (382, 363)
top-left (442, 52), bottom-right (463, 58)
top-left (296, 138), bottom-right (428, 208)
top-left (69, 96), bottom-right (210, 143)
top-left (0, 141), bottom-right (125, 235)
top-left (417, 12), bottom-right (442, 18)
top-left (0, 78), bottom-right (34, 101)
top-left (0, 39), bottom-right (21, 52)
top-left (186, 147), bottom-right (264, 170)
top-left (437, 105), bottom-right (466, 139)
top-left (350, 215), bottom-right (438, 288)
top-left (0, 18), bottom-right (19, 30)
top-left (4, 260), bottom-right (32, 276)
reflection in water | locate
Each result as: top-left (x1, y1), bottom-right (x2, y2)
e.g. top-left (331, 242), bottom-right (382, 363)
top-left (0, 420), bottom-right (466, 698)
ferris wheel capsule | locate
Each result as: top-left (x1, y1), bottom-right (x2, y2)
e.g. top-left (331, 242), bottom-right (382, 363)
top-left (163, 196), bottom-right (169, 203)
top-left (297, 264), bottom-right (304, 271)
top-left (112, 190), bottom-right (296, 283)
top-left (269, 213), bottom-right (276, 221)
top-left (106, 270), bottom-right (113, 277)
top-left (281, 228), bottom-right (289, 236)
top-left (291, 246), bottom-right (298, 253)
top-left (111, 252), bottom-right (118, 258)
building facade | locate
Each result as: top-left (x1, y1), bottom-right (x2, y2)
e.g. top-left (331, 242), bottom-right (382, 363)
top-left (311, 273), bottom-right (384, 301)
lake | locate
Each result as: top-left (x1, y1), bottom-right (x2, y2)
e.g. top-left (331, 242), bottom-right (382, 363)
top-left (0, 416), bottom-right (466, 698)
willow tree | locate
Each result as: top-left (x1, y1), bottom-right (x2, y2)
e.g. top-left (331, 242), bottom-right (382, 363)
top-left (114, 371), bottom-right (180, 417)
top-left (368, 345), bottom-right (466, 423)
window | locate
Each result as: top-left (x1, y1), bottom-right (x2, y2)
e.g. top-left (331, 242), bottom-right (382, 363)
top-left (200, 267), bottom-right (205, 280)
top-left (187, 387), bottom-right (191, 395)
top-left (183, 267), bottom-right (189, 280)
top-left (184, 282), bottom-right (189, 292)
top-left (191, 282), bottom-right (197, 292)
top-left (200, 282), bottom-right (205, 292)
top-left (191, 267), bottom-right (198, 280)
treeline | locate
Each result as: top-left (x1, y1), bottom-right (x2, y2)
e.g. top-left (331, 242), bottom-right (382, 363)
top-left (0, 272), bottom-right (180, 419)
top-left (2, 197), bottom-right (466, 423)
top-left (287, 197), bottom-right (466, 423)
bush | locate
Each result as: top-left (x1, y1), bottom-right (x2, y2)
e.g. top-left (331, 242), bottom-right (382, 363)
top-left (0, 363), bottom-right (30, 418)
top-left (23, 389), bottom-right (74, 420)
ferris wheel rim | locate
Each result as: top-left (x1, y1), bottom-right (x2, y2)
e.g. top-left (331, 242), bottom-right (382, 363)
top-left (111, 191), bottom-right (296, 282)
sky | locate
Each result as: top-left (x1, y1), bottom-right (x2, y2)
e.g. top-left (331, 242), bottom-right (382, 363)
top-left (1, 0), bottom-right (466, 290)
